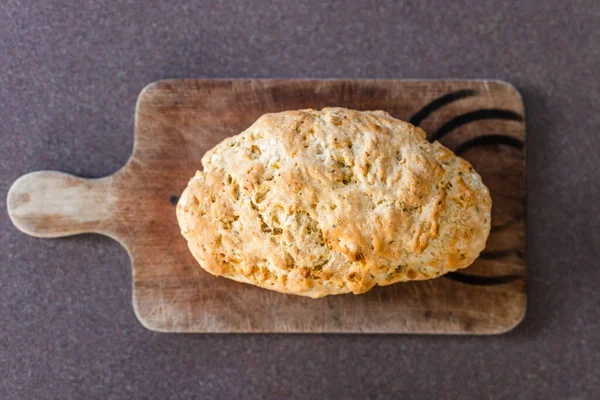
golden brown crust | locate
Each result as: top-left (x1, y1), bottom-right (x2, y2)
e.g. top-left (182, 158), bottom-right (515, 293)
top-left (177, 108), bottom-right (491, 298)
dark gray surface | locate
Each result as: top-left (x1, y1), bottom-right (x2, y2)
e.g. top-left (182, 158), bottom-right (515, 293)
top-left (1, 0), bottom-right (599, 399)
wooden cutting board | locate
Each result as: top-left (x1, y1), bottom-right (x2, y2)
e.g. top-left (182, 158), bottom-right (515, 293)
top-left (7, 79), bottom-right (526, 334)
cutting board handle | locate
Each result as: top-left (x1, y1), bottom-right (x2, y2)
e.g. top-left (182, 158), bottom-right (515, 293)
top-left (7, 171), bottom-right (116, 238)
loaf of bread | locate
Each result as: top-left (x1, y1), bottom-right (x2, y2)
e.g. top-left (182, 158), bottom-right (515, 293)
top-left (177, 108), bottom-right (491, 298)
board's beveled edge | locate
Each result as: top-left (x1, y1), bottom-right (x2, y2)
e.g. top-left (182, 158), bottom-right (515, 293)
top-left (129, 294), bottom-right (528, 334)
top-left (491, 295), bottom-right (527, 335)
top-left (131, 293), bottom-right (170, 333)
top-left (494, 78), bottom-right (527, 334)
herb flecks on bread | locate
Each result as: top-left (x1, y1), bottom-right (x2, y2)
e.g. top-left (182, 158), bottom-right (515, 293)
top-left (177, 108), bottom-right (491, 298)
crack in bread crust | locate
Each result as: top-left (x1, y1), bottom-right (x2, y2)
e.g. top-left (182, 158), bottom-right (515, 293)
top-left (177, 108), bottom-right (491, 298)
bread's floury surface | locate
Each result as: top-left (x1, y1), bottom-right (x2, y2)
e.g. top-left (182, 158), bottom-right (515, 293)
top-left (177, 108), bottom-right (491, 298)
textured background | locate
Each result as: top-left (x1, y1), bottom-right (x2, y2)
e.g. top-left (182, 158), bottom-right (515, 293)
top-left (1, 1), bottom-right (599, 399)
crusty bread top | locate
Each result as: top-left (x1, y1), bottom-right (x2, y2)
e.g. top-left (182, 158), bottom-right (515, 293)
top-left (177, 108), bottom-right (491, 298)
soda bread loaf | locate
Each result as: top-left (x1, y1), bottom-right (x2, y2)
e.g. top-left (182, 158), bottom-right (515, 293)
top-left (177, 108), bottom-right (491, 298)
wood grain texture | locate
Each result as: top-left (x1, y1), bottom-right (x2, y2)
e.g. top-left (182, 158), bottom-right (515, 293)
top-left (7, 79), bottom-right (526, 334)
